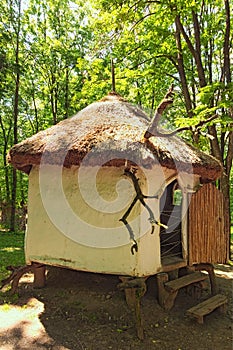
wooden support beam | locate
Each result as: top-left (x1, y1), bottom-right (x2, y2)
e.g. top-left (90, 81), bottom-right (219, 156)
top-left (33, 264), bottom-right (46, 288)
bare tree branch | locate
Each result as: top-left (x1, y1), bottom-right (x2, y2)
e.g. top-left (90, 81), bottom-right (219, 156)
top-left (130, 54), bottom-right (178, 70)
top-left (144, 85), bottom-right (175, 139)
top-left (129, 0), bottom-right (161, 11)
top-left (119, 167), bottom-right (167, 254)
top-left (130, 12), bottom-right (157, 31)
top-left (146, 113), bottom-right (219, 139)
top-left (144, 85), bottom-right (219, 139)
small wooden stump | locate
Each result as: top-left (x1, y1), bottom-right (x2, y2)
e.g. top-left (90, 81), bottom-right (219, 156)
top-left (118, 276), bottom-right (147, 340)
top-left (186, 294), bottom-right (228, 324)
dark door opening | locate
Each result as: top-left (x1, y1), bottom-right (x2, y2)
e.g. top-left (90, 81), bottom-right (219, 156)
top-left (160, 180), bottom-right (183, 265)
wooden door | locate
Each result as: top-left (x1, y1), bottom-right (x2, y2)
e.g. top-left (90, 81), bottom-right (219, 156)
top-left (188, 183), bottom-right (228, 265)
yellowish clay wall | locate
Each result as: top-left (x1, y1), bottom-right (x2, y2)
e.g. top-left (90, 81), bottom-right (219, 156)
top-left (25, 164), bottom-right (187, 276)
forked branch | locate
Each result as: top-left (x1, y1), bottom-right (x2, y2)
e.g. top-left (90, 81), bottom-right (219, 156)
top-left (144, 85), bottom-right (219, 139)
top-left (144, 85), bottom-right (175, 139)
top-left (119, 167), bottom-right (167, 255)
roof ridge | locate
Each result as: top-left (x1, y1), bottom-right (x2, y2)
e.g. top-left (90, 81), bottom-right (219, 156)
top-left (99, 91), bottom-right (128, 102)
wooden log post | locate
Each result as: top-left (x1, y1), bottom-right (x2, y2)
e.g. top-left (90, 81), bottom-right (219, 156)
top-left (33, 263), bottom-right (46, 288)
top-left (118, 276), bottom-right (147, 340)
top-left (134, 288), bottom-right (145, 340)
top-left (118, 276), bottom-right (136, 310)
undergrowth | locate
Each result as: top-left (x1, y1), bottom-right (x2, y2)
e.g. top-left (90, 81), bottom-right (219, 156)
top-left (0, 231), bottom-right (25, 303)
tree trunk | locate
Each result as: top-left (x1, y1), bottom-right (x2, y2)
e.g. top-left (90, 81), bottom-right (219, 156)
top-left (223, 0), bottom-right (231, 83)
top-left (64, 65), bottom-right (69, 119)
top-left (0, 116), bottom-right (12, 203)
top-left (10, 68), bottom-right (19, 231)
top-left (175, 16), bottom-right (193, 117)
top-left (50, 73), bottom-right (57, 125)
top-left (175, 14), bottom-right (207, 88)
top-left (221, 0), bottom-right (232, 257)
top-left (10, 168), bottom-right (17, 232)
top-left (32, 79), bottom-right (39, 132)
top-left (10, 0), bottom-right (21, 232)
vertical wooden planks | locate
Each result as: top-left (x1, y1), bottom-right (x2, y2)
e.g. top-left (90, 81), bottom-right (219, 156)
top-left (188, 183), bottom-right (227, 265)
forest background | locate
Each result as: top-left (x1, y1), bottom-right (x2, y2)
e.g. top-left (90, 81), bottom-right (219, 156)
top-left (0, 0), bottom-right (232, 245)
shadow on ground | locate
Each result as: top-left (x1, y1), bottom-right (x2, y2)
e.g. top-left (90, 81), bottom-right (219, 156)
top-left (0, 265), bottom-right (232, 350)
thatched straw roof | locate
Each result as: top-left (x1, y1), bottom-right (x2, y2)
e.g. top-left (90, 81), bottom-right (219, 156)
top-left (8, 92), bottom-right (222, 181)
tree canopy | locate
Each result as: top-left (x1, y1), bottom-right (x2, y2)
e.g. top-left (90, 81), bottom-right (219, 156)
top-left (0, 0), bottom-right (232, 233)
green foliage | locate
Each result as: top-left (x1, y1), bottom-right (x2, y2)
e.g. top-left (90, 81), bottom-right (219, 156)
top-left (0, 0), bottom-right (232, 233)
top-left (0, 0), bottom-right (93, 228)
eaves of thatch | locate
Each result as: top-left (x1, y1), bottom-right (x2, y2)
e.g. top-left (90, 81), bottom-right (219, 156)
top-left (8, 93), bottom-right (222, 182)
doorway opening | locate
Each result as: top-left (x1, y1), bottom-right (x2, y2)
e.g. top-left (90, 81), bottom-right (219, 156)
top-left (160, 180), bottom-right (183, 265)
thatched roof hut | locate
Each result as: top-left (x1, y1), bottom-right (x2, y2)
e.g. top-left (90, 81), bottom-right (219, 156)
top-left (8, 92), bottom-right (221, 182)
top-left (7, 92), bottom-right (228, 338)
top-left (7, 91), bottom-right (227, 280)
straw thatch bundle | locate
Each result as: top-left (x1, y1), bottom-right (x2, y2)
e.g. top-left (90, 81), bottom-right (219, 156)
top-left (8, 93), bottom-right (221, 181)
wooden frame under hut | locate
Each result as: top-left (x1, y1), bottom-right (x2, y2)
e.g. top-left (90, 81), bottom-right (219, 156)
top-left (6, 90), bottom-right (228, 338)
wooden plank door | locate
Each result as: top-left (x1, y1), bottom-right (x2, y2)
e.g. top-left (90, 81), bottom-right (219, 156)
top-left (188, 183), bottom-right (228, 265)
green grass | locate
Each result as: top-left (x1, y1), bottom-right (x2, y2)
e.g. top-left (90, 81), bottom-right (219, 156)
top-left (0, 231), bottom-right (25, 281)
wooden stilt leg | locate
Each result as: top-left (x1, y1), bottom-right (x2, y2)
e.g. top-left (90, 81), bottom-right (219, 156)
top-left (157, 272), bottom-right (168, 307)
top-left (119, 276), bottom-right (136, 309)
top-left (118, 276), bottom-right (147, 340)
top-left (134, 289), bottom-right (145, 340)
top-left (33, 264), bottom-right (46, 288)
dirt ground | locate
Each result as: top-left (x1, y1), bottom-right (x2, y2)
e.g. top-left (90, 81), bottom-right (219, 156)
top-left (0, 264), bottom-right (232, 350)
